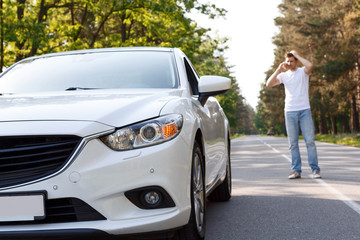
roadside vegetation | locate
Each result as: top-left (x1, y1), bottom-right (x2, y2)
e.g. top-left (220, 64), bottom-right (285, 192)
top-left (255, 0), bottom-right (360, 137)
top-left (2, 0), bottom-right (357, 140)
top-left (261, 133), bottom-right (360, 148)
top-left (253, 0), bottom-right (360, 149)
top-left (0, 0), bottom-right (254, 136)
top-left (314, 133), bottom-right (360, 148)
top-left (231, 133), bottom-right (245, 140)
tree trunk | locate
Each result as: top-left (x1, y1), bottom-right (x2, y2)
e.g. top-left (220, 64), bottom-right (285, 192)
top-left (89, 12), bottom-right (112, 48)
top-left (330, 114), bottom-right (337, 135)
top-left (339, 114), bottom-right (350, 133)
top-left (17, 0), bottom-right (25, 19)
top-left (313, 111), bottom-right (320, 134)
top-left (319, 109), bottom-right (328, 134)
top-left (282, 120), bottom-right (287, 136)
top-left (0, 0), bottom-right (3, 72)
top-left (350, 94), bottom-right (360, 133)
top-left (15, 0), bottom-right (26, 61)
top-left (74, 4), bottom-right (88, 42)
top-left (29, 0), bottom-right (47, 56)
top-left (357, 77), bottom-right (360, 133)
top-left (120, 14), bottom-right (127, 43)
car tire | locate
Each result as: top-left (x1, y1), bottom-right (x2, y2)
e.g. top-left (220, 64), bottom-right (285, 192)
top-left (207, 141), bottom-right (232, 202)
top-left (178, 141), bottom-right (206, 240)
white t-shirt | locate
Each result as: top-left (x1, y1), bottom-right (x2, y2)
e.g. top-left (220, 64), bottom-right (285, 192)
top-left (277, 67), bottom-right (311, 112)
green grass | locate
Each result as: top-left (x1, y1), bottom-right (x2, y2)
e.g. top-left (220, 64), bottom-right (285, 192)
top-left (297, 133), bottom-right (360, 148)
top-left (233, 133), bottom-right (360, 148)
top-left (314, 134), bottom-right (360, 148)
top-left (231, 133), bottom-right (245, 139)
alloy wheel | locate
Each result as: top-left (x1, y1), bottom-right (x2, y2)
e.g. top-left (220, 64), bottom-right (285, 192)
top-left (192, 152), bottom-right (205, 234)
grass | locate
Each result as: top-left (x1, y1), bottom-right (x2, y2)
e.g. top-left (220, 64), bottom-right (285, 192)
top-left (231, 133), bottom-right (245, 139)
top-left (314, 133), bottom-right (360, 148)
top-left (286, 133), bottom-right (360, 148)
top-left (232, 133), bottom-right (360, 148)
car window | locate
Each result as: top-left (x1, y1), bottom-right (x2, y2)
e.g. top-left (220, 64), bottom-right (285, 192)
top-left (0, 51), bottom-right (178, 93)
top-left (184, 58), bottom-right (199, 95)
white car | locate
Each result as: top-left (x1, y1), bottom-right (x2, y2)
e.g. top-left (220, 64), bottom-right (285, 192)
top-left (0, 47), bottom-right (232, 239)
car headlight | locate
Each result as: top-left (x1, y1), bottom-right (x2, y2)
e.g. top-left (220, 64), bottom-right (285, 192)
top-left (100, 114), bottom-right (183, 151)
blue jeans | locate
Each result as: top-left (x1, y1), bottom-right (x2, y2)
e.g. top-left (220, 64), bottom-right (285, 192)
top-left (285, 109), bottom-right (320, 174)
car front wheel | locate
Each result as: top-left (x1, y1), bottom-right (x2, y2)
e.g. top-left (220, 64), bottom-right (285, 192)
top-left (178, 141), bottom-right (206, 240)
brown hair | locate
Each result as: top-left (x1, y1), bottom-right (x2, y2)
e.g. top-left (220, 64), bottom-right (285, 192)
top-left (285, 52), bottom-right (298, 61)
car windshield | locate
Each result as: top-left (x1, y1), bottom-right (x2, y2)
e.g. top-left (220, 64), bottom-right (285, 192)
top-left (0, 50), bottom-right (178, 94)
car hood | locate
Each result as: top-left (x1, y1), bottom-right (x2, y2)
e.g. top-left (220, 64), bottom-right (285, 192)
top-left (0, 89), bottom-right (183, 127)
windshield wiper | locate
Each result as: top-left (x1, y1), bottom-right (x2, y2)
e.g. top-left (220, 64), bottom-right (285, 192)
top-left (65, 87), bottom-right (100, 91)
top-left (0, 93), bottom-right (13, 96)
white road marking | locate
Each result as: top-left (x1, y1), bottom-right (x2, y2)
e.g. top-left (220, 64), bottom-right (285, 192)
top-left (261, 138), bottom-right (360, 216)
top-left (272, 147), bottom-right (280, 153)
top-left (282, 154), bottom-right (291, 162)
top-left (257, 137), bottom-right (280, 153)
top-left (313, 178), bottom-right (360, 215)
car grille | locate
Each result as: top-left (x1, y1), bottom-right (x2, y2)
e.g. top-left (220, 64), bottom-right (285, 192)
top-left (0, 198), bottom-right (106, 225)
top-left (0, 136), bottom-right (82, 189)
top-left (45, 198), bottom-right (106, 223)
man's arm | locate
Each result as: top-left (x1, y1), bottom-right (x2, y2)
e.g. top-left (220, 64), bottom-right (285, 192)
top-left (266, 62), bottom-right (287, 88)
top-left (290, 50), bottom-right (313, 75)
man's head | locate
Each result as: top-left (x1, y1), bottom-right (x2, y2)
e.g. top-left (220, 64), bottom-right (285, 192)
top-left (284, 52), bottom-right (298, 71)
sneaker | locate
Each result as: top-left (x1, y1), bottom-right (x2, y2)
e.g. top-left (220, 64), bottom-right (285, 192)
top-left (312, 171), bottom-right (321, 179)
top-left (288, 171), bottom-right (301, 179)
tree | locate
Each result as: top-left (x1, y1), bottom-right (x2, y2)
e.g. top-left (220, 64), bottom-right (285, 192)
top-left (194, 36), bottom-right (254, 134)
top-left (258, 0), bottom-right (360, 135)
top-left (0, 0), bottom-right (3, 72)
top-left (1, 0), bottom-right (250, 135)
top-left (1, 0), bottom-right (226, 63)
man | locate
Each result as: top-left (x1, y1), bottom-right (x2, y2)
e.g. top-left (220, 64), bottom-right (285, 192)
top-left (266, 50), bottom-right (321, 179)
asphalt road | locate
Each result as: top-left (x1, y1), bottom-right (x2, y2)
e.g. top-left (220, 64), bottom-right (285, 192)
top-left (205, 135), bottom-right (360, 240)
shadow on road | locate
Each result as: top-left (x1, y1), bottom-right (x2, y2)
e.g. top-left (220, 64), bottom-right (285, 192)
top-left (205, 195), bottom-right (360, 240)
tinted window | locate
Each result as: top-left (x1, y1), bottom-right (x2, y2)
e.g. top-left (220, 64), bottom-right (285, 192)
top-left (0, 51), bottom-right (178, 93)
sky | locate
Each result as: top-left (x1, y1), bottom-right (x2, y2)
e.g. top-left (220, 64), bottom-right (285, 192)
top-left (191, 0), bottom-right (283, 109)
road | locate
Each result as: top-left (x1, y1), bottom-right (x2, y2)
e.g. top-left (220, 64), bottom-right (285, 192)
top-left (205, 135), bottom-right (360, 240)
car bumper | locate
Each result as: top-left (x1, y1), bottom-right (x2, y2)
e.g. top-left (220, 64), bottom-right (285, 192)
top-left (0, 132), bottom-right (192, 237)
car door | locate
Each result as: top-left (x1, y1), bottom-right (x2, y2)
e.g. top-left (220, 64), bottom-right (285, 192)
top-left (203, 97), bottom-right (227, 186)
top-left (183, 58), bottom-right (225, 189)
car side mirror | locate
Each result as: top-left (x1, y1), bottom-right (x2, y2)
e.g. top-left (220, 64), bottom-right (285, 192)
top-left (198, 76), bottom-right (231, 105)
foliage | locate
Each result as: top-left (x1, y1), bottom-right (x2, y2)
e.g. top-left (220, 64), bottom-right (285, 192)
top-left (257, 0), bottom-right (360, 135)
top-left (193, 36), bottom-right (256, 134)
top-left (0, 0), bottom-right (223, 63)
top-left (0, 0), bottom-right (253, 135)
top-left (314, 133), bottom-right (360, 148)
